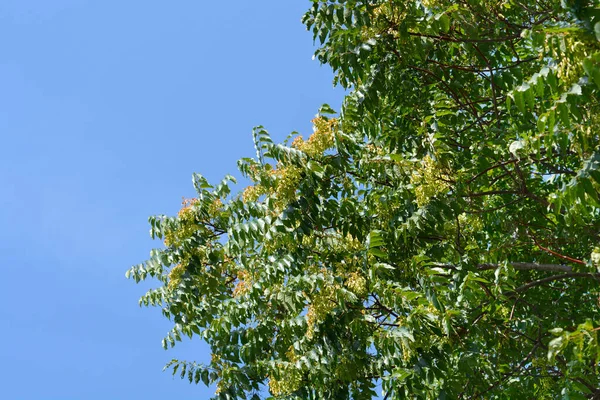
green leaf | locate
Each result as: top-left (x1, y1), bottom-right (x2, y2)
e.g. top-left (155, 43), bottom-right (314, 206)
top-left (201, 369), bottom-right (209, 386)
top-left (369, 230), bottom-right (384, 248)
top-left (548, 336), bottom-right (566, 361)
top-left (369, 248), bottom-right (387, 258)
top-left (524, 87), bottom-right (535, 109)
top-left (547, 70), bottom-right (558, 93)
top-left (537, 114), bottom-right (547, 133)
top-left (582, 178), bottom-right (599, 205)
top-left (513, 91), bottom-right (525, 113)
top-left (557, 103), bottom-right (571, 128)
top-left (439, 14), bottom-right (450, 33)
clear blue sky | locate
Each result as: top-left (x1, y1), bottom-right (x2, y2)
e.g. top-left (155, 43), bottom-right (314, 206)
top-left (0, 1), bottom-right (344, 398)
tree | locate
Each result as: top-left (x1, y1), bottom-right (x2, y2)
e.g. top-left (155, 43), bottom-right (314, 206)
top-left (127, 1), bottom-right (600, 398)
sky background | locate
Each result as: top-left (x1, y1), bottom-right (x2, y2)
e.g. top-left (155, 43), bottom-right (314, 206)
top-left (0, 1), bottom-right (344, 398)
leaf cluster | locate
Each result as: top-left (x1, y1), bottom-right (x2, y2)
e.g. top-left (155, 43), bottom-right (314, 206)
top-left (129, 1), bottom-right (600, 398)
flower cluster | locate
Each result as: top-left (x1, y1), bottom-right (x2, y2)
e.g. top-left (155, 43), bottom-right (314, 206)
top-left (241, 185), bottom-right (262, 203)
top-left (268, 362), bottom-right (302, 397)
top-left (410, 155), bottom-right (452, 206)
top-left (232, 269), bottom-right (252, 297)
top-left (306, 280), bottom-right (338, 339)
top-left (167, 263), bottom-right (186, 290)
top-left (345, 271), bottom-right (368, 298)
top-left (164, 198), bottom-right (201, 247)
top-left (292, 117), bottom-right (336, 157)
top-left (554, 35), bottom-right (588, 87)
top-left (207, 198), bottom-right (223, 216)
top-left (241, 164), bottom-right (303, 211)
top-left (271, 165), bottom-right (303, 210)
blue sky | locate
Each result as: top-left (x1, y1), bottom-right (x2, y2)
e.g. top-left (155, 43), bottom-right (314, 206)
top-left (0, 1), bottom-right (344, 398)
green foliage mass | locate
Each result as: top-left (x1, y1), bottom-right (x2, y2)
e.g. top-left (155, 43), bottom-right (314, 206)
top-left (127, 1), bottom-right (600, 398)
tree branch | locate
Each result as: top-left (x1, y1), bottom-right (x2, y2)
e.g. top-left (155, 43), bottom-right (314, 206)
top-left (531, 235), bottom-right (586, 265)
top-left (515, 273), bottom-right (600, 293)
top-left (478, 262), bottom-right (573, 272)
top-left (434, 262), bottom-right (573, 272)
top-left (408, 31), bottom-right (520, 43)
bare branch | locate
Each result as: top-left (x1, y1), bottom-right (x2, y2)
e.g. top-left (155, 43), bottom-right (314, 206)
top-left (478, 262), bottom-right (573, 273)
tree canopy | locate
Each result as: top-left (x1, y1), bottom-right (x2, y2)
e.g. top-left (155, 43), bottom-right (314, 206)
top-left (127, 1), bottom-right (600, 398)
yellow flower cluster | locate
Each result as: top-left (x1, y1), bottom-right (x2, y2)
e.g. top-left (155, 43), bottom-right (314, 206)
top-left (164, 198), bottom-right (201, 247)
top-left (178, 197), bottom-right (198, 216)
top-left (306, 281), bottom-right (338, 339)
top-left (167, 263), bottom-right (186, 290)
top-left (345, 271), bottom-right (368, 297)
top-left (291, 135), bottom-right (305, 149)
top-left (241, 165), bottom-right (303, 210)
top-left (420, 0), bottom-right (441, 9)
top-left (367, 2), bottom-right (408, 39)
top-left (364, 143), bottom-right (386, 157)
top-left (268, 364), bottom-right (302, 397)
top-left (212, 353), bottom-right (233, 395)
top-left (554, 35), bottom-right (588, 87)
top-left (271, 165), bottom-right (303, 209)
top-left (329, 233), bottom-right (364, 257)
top-left (292, 117), bottom-right (336, 157)
top-left (241, 185), bottom-right (262, 203)
top-left (240, 118), bottom-right (337, 210)
top-left (285, 345), bottom-right (298, 362)
top-left (410, 155), bottom-right (452, 206)
top-left (232, 269), bottom-right (252, 297)
top-left (400, 339), bottom-right (413, 362)
top-left (208, 198), bottom-right (223, 216)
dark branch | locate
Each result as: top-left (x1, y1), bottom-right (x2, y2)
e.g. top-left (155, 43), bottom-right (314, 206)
top-left (515, 273), bottom-right (600, 293)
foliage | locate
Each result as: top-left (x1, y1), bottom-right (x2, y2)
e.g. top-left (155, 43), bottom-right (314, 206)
top-left (128, 0), bottom-right (600, 398)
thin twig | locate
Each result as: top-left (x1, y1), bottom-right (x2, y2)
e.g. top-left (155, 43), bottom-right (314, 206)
top-left (531, 235), bottom-right (586, 265)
